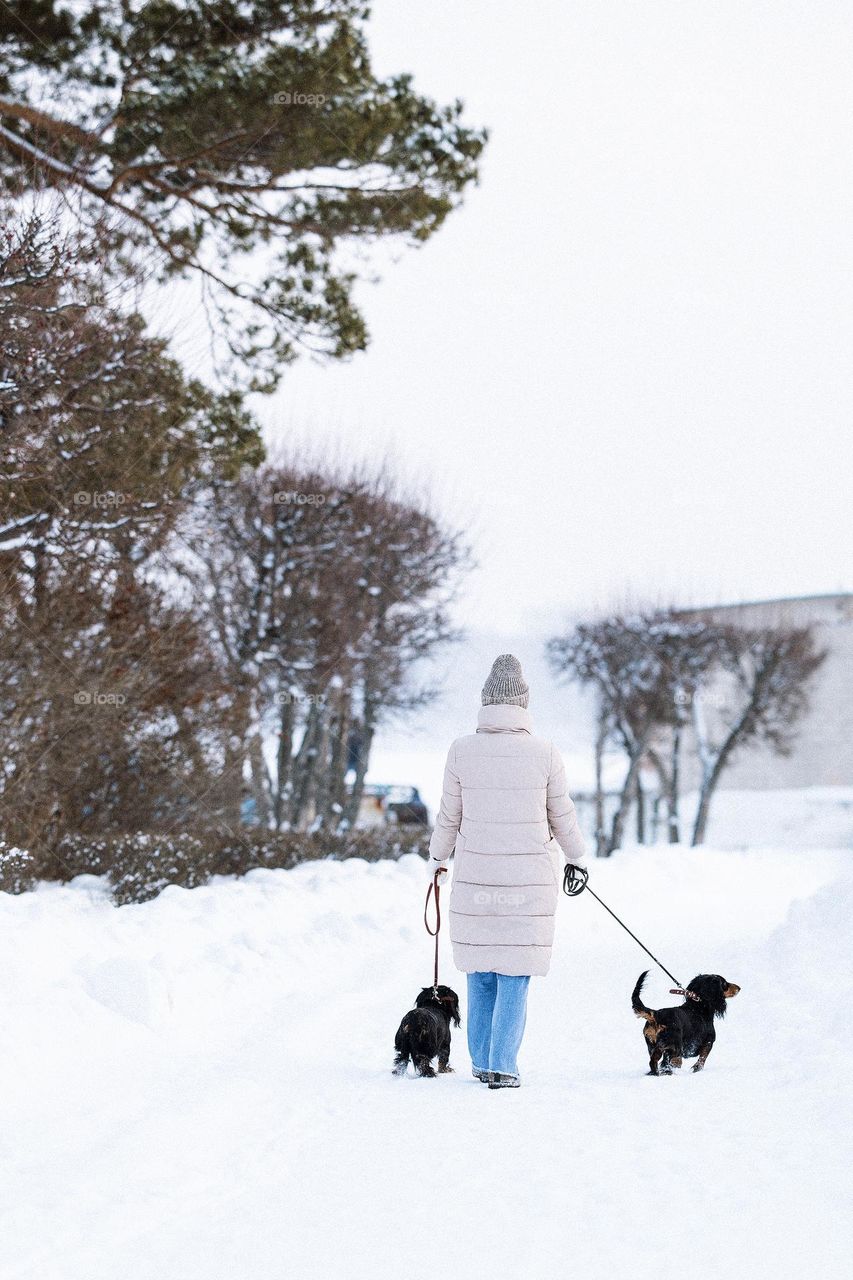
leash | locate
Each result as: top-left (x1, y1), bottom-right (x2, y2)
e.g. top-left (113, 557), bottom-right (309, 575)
top-left (424, 869), bottom-right (444, 993)
top-left (562, 863), bottom-right (699, 1001)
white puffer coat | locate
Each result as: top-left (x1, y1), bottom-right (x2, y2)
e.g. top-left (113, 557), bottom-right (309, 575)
top-left (427, 703), bottom-right (586, 977)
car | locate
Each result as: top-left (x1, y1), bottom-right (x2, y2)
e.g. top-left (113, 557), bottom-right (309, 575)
top-left (359, 784), bottom-right (429, 827)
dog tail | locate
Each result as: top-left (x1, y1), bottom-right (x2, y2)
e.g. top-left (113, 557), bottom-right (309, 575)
top-left (632, 970), bottom-right (656, 1023)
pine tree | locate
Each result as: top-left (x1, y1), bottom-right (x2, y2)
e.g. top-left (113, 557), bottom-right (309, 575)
top-left (0, 1), bottom-right (486, 388)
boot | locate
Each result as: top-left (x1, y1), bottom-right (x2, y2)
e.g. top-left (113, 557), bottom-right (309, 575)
top-left (487, 1072), bottom-right (520, 1089)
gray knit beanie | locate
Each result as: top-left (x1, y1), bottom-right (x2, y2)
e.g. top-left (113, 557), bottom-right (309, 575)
top-left (481, 654), bottom-right (529, 708)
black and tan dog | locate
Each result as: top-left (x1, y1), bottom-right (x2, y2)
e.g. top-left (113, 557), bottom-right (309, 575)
top-left (393, 986), bottom-right (461, 1078)
top-left (632, 971), bottom-right (741, 1075)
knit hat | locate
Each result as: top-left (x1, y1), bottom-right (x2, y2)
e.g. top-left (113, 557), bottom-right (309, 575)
top-left (481, 654), bottom-right (529, 708)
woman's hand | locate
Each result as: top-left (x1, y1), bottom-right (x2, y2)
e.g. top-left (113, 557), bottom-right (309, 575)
top-left (427, 858), bottom-right (448, 883)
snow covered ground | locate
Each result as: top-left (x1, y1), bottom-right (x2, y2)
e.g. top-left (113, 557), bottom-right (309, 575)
top-left (2, 844), bottom-right (851, 1280)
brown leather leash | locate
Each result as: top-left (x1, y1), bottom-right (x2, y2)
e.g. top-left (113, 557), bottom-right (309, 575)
top-left (423, 869), bottom-right (444, 993)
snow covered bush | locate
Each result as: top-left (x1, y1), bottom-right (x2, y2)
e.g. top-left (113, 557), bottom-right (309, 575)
top-left (28, 828), bottom-right (431, 905)
top-left (0, 843), bottom-right (36, 895)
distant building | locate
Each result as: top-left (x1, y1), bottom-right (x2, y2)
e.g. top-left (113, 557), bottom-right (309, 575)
top-left (676, 593), bottom-right (853, 791)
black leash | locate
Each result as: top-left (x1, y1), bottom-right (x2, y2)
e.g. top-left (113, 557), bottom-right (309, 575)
top-left (562, 863), bottom-right (692, 994)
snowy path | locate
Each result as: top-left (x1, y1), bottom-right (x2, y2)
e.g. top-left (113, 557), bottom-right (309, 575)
top-left (1, 846), bottom-right (851, 1280)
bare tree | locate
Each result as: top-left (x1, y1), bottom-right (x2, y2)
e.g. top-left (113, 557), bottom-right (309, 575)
top-left (548, 613), bottom-right (681, 854)
top-left (642, 618), bottom-right (731, 843)
top-left (175, 460), bottom-right (469, 831)
top-left (688, 623), bottom-right (826, 845)
top-left (549, 608), bottom-right (826, 853)
top-left (337, 484), bottom-right (466, 829)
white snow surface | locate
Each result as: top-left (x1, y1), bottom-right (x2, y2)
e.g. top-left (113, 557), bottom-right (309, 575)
top-left (2, 845), bottom-right (851, 1279)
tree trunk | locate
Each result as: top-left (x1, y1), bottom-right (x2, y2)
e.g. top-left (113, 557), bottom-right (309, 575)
top-left (635, 773), bottom-right (646, 844)
top-left (667, 725), bottom-right (681, 842)
top-left (247, 730), bottom-right (272, 828)
top-left (323, 688), bottom-right (351, 829)
top-left (691, 748), bottom-right (732, 846)
top-left (692, 790), bottom-right (710, 847)
top-left (608, 748), bottom-right (643, 854)
top-left (593, 711), bottom-right (607, 857)
top-left (288, 701), bottom-right (324, 829)
top-left (650, 793), bottom-right (661, 842)
top-left (690, 696), bottom-right (748, 846)
top-left (272, 697), bottom-right (295, 831)
top-left (219, 687), bottom-right (252, 828)
top-left (308, 704), bottom-right (333, 830)
top-left (342, 713), bottom-right (377, 828)
top-left (31, 539), bottom-right (46, 615)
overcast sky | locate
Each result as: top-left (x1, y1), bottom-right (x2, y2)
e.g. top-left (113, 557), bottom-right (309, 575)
top-left (249, 0), bottom-right (853, 633)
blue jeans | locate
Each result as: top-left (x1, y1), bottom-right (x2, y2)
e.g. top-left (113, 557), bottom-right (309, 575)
top-left (467, 972), bottom-right (531, 1077)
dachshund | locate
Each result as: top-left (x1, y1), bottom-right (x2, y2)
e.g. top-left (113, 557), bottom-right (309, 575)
top-left (632, 971), bottom-right (741, 1075)
top-left (393, 985), bottom-right (461, 1078)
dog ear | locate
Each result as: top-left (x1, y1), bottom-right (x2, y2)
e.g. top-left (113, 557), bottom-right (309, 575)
top-left (711, 976), bottom-right (728, 1018)
top-left (450, 994), bottom-right (462, 1028)
top-left (690, 975), bottom-right (729, 1018)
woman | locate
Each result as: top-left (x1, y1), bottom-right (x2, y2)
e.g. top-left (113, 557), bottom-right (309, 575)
top-left (427, 654), bottom-right (586, 1089)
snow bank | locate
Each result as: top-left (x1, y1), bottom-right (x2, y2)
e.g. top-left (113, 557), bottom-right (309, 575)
top-left (682, 784), bottom-right (853, 848)
top-left (0, 846), bottom-right (850, 1279)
